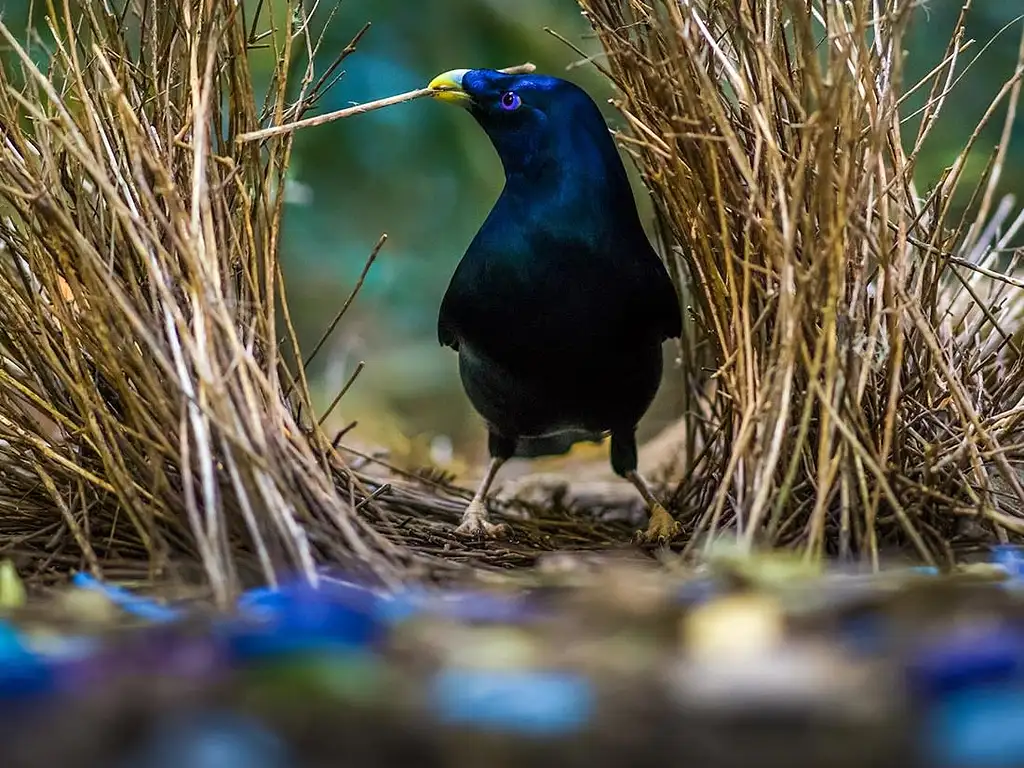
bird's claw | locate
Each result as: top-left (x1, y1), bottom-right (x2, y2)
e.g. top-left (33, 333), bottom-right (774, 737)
top-left (633, 503), bottom-right (681, 546)
top-left (454, 502), bottom-right (510, 540)
top-left (454, 516), bottom-right (510, 539)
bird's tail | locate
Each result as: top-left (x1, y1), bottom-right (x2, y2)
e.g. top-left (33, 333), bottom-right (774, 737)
top-left (513, 429), bottom-right (607, 458)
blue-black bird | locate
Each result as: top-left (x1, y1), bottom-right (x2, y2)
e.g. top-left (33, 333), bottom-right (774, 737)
top-left (428, 67), bottom-right (682, 544)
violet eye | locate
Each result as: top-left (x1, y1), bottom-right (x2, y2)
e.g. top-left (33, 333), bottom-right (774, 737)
top-left (499, 91), bottom-right (521, 111)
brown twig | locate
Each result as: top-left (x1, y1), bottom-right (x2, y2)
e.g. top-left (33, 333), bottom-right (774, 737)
top-left (236, 62), bottom-right (537, 143)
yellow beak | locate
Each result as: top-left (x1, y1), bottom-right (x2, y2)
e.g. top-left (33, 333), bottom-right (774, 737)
top-left (428, 69), bottom-right (472, 106)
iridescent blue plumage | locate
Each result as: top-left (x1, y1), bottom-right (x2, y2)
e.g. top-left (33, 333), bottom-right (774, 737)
top-left (429, 68), bottom-right (682, 543)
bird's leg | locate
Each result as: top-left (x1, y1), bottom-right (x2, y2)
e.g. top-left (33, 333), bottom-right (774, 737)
top-left (454, 457), bottom-right (508, 538)
top-left (626, 470), bottom-right (681, 544)
top-left (611, 430), bottom-right (681, 545)
top-left (454, 432), bottom-right (515, 539)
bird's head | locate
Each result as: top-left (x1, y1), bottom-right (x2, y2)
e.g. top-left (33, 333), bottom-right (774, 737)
top-left (428, 68), bottom-right (624, 186)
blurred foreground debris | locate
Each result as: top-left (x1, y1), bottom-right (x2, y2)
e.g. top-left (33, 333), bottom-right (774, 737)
top-left (0, 549), bottom-right (1023, 767)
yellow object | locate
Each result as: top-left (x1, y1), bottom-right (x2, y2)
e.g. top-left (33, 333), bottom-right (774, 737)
top-left (59, 588), bottom-right (119, 625)
top-left (0, 560), bottom-right (26, 609)
top-left (683, 593), bottom-right (785, 661)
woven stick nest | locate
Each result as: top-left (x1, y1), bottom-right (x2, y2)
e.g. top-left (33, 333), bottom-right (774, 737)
top-left (0, 0), bottom-right (1021, 603)
top-left (0, 0), bottom-right (410, 602)
top-left (577, 0), bottom-right (1024, 565)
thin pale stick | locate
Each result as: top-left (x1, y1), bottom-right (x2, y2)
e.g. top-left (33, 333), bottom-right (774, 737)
top-left (237, 62), bottom-right (536, 143)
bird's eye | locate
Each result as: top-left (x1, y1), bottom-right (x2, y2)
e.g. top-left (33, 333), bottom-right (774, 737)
top-left (499, 91), bottom-right (521, 111)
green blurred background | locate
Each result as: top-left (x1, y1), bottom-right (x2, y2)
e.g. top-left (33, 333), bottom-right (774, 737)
top-left (17, 1), bottom-right (1024, 471)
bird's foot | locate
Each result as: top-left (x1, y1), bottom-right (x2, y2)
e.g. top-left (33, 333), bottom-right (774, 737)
top-left (632, 503), bottom-right (681, 546)
top-left (454, 500), bottom-right (510, 540)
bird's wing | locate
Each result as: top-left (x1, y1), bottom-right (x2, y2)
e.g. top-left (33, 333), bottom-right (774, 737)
top-left (437, 259), bottom-right (472, 350)
top-left (437, 289), bottom-right (459, 349)
top-left (629, 242), bottom-right (682, 341)
top-left (437, 215), bottom-right (518, 351)
top-left (439, 217), bottom-right (681, 348)
top-left (651, 255), bottom-right (682, 340)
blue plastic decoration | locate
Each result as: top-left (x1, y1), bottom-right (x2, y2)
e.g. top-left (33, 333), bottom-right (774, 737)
top-left (992, 546), bottom-right (1024, 583)
top-left (227, 579), bottom-right (383, 661)
top-left (430, 668), bottom-right (594, 736)
top-left (925, 685), bottom-right (1024, 767)
top-left (907, 627), bottom-right (1024, 699)
top-left (0, 620), bottom-right (53, 699)
top-left (71, 573), bottom-right (181, 623)
top-left (117, 710), bottom-right (293, 768)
